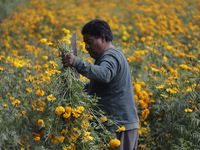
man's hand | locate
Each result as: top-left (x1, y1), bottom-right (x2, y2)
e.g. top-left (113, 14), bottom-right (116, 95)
top-left (62, 53), bottom-right (75, 67)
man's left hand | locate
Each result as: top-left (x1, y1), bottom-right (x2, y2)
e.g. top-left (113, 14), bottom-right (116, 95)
top-left (62, 53), bottom-right (75, 67)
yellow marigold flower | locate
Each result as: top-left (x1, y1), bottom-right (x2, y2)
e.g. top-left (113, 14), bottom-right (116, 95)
top-left (10, 96), bottom-right (15, 100)
top-left (21, 110), bottom-right (26, 115)
top-left (38, 100), bottom-right (46, 106)
top-left (42, 56), bottom-right (48, 60)
top-left (81, 121), bottom-right (89, 130)
top-left (0, 66), bottom-right (3, 71)
top-left (59, 136), bottom-right (65, 143)
top-left (158, 118), bottom-right (162, 121)
top-left (88, 116), bottom-right (93, 120)
top-left (166, 45), bottom-right (173, 51)
top-left (37, 107), bottom-right (44, 112)
top-left (21, 147), bottom-right (25, 150)
top-left (134, 95), bottom-right (138, 102)
top-left (72, 110), bottom-right (80, 118)
top-left (65, 106), bottom-right (72, 113)
top-left (109, 139), bottom-right (121, 148)
top-left (160, 94), bottom-right (168, 98)
top-left (139, 100), bottom-right (148, 108)
top-left (36, 89), bottom-right (44, 97)
top-left (163, 56), bottom-right (167, 62)
top-left (12, 99), bottom-right (21, 106)
top-left (55, 106), bottom-right (65, 115)
top-left (42, 64), bottom-right (49, 69)
top-left (61, 129), bottom-right (68, 134)
top-left (33, 136), bottom-right (40, 141)
top-left (187, 35), bottom-right (192, 39)
top-left (47, 94), bottom-right (56, 101)
top-left (116, 126), bottom-right (126, 132)
top-left (38, 119), bottom-right (45, 127)
top-left (85, 136), bottom-right (94, 141)
top-left (77, 106), bottom-right (84, 113)
top-left (184, 108), bottom-right (193, 112)
top-left (127, 56), bottom-right (136, 62)
top-left (62, 28), bottom-right (70, 34)
top-left (81, 113), bottom-right (89, 119)
top-left (100, 116), bottom-right (107, 122)
top-left (156, 85), bottom-right (165, 89)
top-left (122, 35), bottom-right (127, 41)
top-left (40, 38), bottom-right (47, 44)
top-left (139, 144), bottom-right (146, 148)
top-left (180, 64), bottom-right (188, 70)
top-left (134, 84), bottom-right (141, 94)
top-left (63, 113), bottom-right (71, 118)
top-left (26, 88), bottom-right (32, 93)
top-left (192, 106), bottom-right (198, 111)
top-left (140, 37), bottom-right (146, 42)
top-left (3, 104), bottom-right (8, 107)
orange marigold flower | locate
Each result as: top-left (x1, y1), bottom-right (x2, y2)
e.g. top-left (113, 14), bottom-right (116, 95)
top-left (100, 116), bottom-right (107, 122)
top-left (109, 139), bottom-right (121, 148)
top-left (36, 89), bottom-right (44, 97)
top-left (55, 106), bottom-right (65, 115)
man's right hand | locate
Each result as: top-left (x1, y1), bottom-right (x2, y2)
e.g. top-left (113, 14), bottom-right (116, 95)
top-left (62, 53), bottom-right (75, 67)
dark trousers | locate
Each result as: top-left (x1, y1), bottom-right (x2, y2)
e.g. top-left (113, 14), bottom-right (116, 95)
top-left (109, 128), bottom-right (138, 150)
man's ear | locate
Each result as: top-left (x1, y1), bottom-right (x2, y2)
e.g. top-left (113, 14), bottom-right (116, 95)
top-left (100, 35), bottom-right (106, 43)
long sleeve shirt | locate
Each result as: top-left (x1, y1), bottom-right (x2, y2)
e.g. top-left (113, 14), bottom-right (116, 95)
top-left (72, 47), bottom-right (139, 132)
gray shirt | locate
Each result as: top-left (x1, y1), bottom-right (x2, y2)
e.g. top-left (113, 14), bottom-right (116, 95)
top-left (72, 47), bottom-right (139, 132)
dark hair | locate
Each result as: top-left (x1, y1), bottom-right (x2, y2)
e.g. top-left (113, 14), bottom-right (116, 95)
top-left (81, 19), bottom-right (114, 42)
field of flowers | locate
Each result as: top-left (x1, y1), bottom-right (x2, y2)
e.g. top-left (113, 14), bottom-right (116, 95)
top-left (0, 0), bottom-right (200, 149)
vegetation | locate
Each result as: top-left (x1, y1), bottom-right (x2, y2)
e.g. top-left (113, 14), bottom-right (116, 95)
top-left (0, 0), bottom-right (200, 149)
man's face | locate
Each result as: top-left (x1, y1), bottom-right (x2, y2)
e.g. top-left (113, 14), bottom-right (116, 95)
top-left (83, 34), bottom-right (105, 59)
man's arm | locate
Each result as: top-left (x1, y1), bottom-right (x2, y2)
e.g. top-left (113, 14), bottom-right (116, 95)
top-left (72, 55), bottom-right (118, 84)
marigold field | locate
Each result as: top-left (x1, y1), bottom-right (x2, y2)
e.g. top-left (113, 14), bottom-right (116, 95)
top-left (0, 0), bottom-right (200, 150)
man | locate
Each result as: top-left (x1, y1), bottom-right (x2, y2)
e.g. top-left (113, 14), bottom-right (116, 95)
top-left (62, 19), bottom-right (139, 150)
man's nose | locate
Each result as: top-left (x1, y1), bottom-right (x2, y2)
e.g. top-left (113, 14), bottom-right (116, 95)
top-left (85, 43), bottom-right (90, 50)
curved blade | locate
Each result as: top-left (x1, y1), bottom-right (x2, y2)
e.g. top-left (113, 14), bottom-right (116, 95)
top-left (71, 31), bottom-right (79, 78)
top-left (71, 32), bottom-right (77, 56)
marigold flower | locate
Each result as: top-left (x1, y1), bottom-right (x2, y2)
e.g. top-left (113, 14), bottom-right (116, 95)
top-left (122, 35), bottom-right (127, 41)
top-left (180, 64), bottom-right (188, 70)
top-left (63, 113), bottom-right (71, 118)
top-left (42, 56), bottom-right (48, 60)
top-left (140, 37), bottom-right (146, 42)
top-left (10, 96), bottom-right (15, 100)
top-left (166, 45), bottom-right (173, 51)
top-left (116, 126), bottom-right (126, 132)
top-left (163, 56), bottom-right (167, 62)
top-left (36, 89), bottom-right (44, 97)
top-left (81, 113), bottom-right (89, 119)
top-left (21, 110), bottom-right (26, 115)
top-left (40, 38), bottom-right (47, 44)
top-left (72, 109), bottom-right (80, 118)
top-left (100, 116), bottom-right (107, 122)
top-left (38, 119), bottom-right (45, 127)
top-left (55, 106), bottom-right (65, 115)
top-left (42, 64), bottom-right (49, 69)
top-left (88, 116), bottom-right (93, 120)
top-left (58, 136), bottom-right (65, 143)
top-left (33, 136), bottom-right (40, 141)
top-left (3, 104), bottom-right (8, 107)
top-left (184, 108), bottom-right (193, 112)
top-left (26, 88), bottom-right (32, 93)
top-left (77, 106), bottom-right (84, 113)
top-left (0, 66), bottom-right (3, 71)
top-left (109, 139), bottom-right (121, 148)
top-left (62, 28), bottom-right (70, 34)
top-left (47, 94), bottom-right (56, 101)
top-left (134, 84), bottom-right (141, 94)
top-left (65, 106), bottom-right (72, 113)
